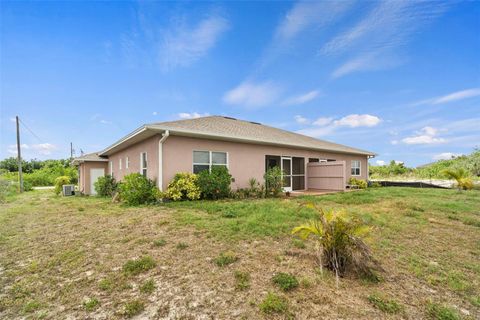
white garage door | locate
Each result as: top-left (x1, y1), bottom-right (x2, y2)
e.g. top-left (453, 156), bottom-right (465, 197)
top-left (90, 168), bottom-right (105, 195)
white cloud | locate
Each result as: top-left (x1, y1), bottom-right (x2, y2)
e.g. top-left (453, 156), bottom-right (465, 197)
top-left (322, 1), bottom-right (449, 77)
top-left (159, 14), bottom-right (229, 70)
top-left (283, 90), bottom-right (320, 106)
top-left (313, 117), bottom-right (333, 126)
top-left (411, 88), bottom-right (480, 106)
top-left (8, 143), bottom-right (57, 155)
top-left (99, 120), bottom-right (112, 124)
top-left (433, 152), bottom-right (462, 160)
top-left (376, 160), bottom-right (386, 166)
top-left (223, 81), bottom-right (281, 108)
top-left (391, 140), bottom-right (399, 145)
top-left (275, 1), bottom-right (353, 41)
top-left (152, 111), bottom-right (158, 116)
top-left (178, 112), bottom-right (210, 119)
top-left (294, 115), bottom-right (309, 124)
top-left (333, 114), bottom-right (381, 128)
top-left (402, 126), bottom-right (446, 145)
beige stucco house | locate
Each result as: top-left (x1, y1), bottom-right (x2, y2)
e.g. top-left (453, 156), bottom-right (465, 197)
top-left (73, 116), bottom-right (375, 195)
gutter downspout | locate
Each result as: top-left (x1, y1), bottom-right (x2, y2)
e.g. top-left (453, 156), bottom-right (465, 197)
top-left (158, 130), bottom-right (170, 191)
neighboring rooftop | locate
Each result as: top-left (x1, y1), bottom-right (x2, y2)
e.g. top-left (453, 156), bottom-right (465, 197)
top-left (71, 152), bottom-right (108, 164)
top-left (99, 116), bottom-right (376, 156)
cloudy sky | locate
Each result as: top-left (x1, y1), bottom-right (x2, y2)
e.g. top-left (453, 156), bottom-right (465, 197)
top-left (1, 1), bottom-right (479, 166)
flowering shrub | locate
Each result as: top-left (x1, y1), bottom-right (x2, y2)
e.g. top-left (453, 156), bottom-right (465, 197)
top-left (165, 173), bottom-right (201, 201)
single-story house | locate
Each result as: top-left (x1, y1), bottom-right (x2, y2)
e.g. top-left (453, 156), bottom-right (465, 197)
top-left (72, 116), bottom-right (375, 195)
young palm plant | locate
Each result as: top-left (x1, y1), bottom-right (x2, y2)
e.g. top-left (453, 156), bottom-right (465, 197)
top-left (442, 168), bottom-right (473, 191)
top-left (292, 205), bottom-right (381, 287)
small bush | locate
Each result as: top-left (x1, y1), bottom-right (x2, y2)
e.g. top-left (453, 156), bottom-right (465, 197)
top-left (124, 300), bottom-right (144, 318)
top-left (348, 177), bottom-right (367, 189)
top-left (83, 297), bottom-right (99, 311)
top-left (197, 166), bottom-right (232, 200)
top-left (0, 178), bottom-right (16, 202)
top-left (94, 175), bottom-right (117, 197)
top-left (264, 166), bottom-right (283, 197)
top-left (368, 294), bottom-right (402, 314)
top-left (23, 180), bottom-right (33, 192)
top-left (259, 292), bottom-right (288, 314)
top-left (292, 205), bottom-right (381, 284)
top-left (140, 279), bottom-right (155, 294)
top-left (214, 251), bottom-right (238, 267)
top-left (272, 273), bottom-right (299, 291)
top-left (234, 271), bottom-right (250, 290)
top-left (54, 176), bottom-right (71, 195)
top-left (442, 168), bottom-right (473, 191)
top-left (123, 256), bottom-right (156, 276)
top-left (426, 302), bottom-right (461, 320)
top-left (152, 239), bottom-right (166, 247)
top-left (165, 172), bottom-right (201, 201)
top-left (99, 278), bottom-right (113, 291)
top-left (118, 173), bottom-right (158, 205)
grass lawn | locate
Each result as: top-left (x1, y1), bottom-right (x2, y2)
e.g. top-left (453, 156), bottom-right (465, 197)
top-left (0, 187), bottom-right (479, 319)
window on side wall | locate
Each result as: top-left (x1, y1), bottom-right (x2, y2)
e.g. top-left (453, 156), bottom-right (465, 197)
top-left (193, 151), bottom-right (227, 174)
top-left (126, 156), bottom-right (129, 169)
top-left (119, 158), bottom-right (122, 170)
top-left (351, 160), bottom-right (361, 176)
top-left (140, 152), bottom-right (147, 177)
top-left (109, 161), bottom-right (113, 176)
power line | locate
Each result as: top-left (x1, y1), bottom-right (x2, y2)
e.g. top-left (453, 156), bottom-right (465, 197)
top-left (18, 118), bottom-right (44, 143)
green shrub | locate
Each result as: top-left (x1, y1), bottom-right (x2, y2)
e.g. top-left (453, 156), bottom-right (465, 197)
top-left (165, 172), bottom-right (201, 201)
top-left (259, 292), bottom-right (288, 314)
top-left (122, 256), bottom-right (156, 276)
top-left (442, 168), bottom-right (474, 190)
top-left (0, 178), bottom-right (16, 202)
top-left (118, 173), bottom-right (158, 205)
top-left (272, 273), bottom-right (299, 291)
top-left (214, 251), bottom-right (238, 267)
top-left (292, 205), bottom-right (380, 284)
top-left (54, 176), bottom-right (71, 195)
top-left (264, 166), bottom-right (283, 197)
top-left (22, 180), bottom-right (33, 191)
top-left (368, 294), bottom-right (402, 314)
top-left (348, 177), bottom-right (367, 189)
top-left (234, 271), bottom-right (250, 290)
top-left (94, 175), bottom-right (117, 197)
top-left (426, 302), bottom-right (461, 320)
top-left (197, 166), bottom-right (232, 200)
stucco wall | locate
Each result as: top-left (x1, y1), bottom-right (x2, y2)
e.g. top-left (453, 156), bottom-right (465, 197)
top-left (162, 135), bottom-right (368, 190)
top-left (108, 134), bottom-right (160, 183)
top-left (79, 161), bottom-right (108, 195)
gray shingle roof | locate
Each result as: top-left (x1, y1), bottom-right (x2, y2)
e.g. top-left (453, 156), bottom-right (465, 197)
top-left (148, 116), bottom-right (375, 156)
top-left (72, 152), bottom-right (108, 164)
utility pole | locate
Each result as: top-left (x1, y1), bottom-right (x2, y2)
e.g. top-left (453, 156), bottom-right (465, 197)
top-left (16, 116), bottom-right (24, 193)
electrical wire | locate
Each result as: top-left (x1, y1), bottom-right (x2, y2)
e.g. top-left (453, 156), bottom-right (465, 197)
top-left (18, 118), bottom-right (44, 143)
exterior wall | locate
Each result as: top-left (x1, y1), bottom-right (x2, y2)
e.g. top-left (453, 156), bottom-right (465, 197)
top-left (108, 134), bottom-right (160, 183)
top-left (307, 162), bottom-right (346, 191)
top-left (78, 161), bottom-right (108, 195)
top-left (162, 135), bottom-right (369, 190)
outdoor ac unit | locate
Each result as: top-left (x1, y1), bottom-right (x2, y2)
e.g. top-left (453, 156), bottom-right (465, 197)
top-left (62, 184), bottom-right (75, 196)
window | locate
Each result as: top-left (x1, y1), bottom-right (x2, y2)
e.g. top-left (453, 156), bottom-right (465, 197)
top-left (119, 158), bottom-right (122, 170)
top-left (140, 152), bottom-right (147, 177)
top-left (351, 160), bottom-right (361, 176)
top-left (109, 161), bottom-right (113, 176)
top-left (126, 156), bottom-right (129, 169)
top-left (193, 151), bottom-right (227, 174)
top-left (308, 158), bottom-right (319, 163)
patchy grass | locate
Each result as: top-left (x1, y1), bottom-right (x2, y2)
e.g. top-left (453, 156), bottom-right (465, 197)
top-left (259, 292), bottom-right (288, 314)
top-left (272, 273), bottom-right (299, 292)
top-left (214, 251), bottom-right (238, 267)
top-left (0, 188), bottom-right (479, 319)
top-left (368, 293), bottom-right (402, 314)
top-left (122, 256), bottom-right (156, 276)
top-left (234, 271), bottom-right (250, 290)
top-left (83, 297), bottom-right (99, 311)
top-left (426, 302), bottom-right (461, 320)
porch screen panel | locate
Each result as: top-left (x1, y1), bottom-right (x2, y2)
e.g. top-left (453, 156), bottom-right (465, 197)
top-left (292, 157), bottom-right (305, 191)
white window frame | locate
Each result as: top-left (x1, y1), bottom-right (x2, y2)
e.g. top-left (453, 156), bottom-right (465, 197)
top-left (109, 161), bottom-right (113, 176)
top-left (192, 150), bottom-right (228, 174)
top-left (140, 152), bottom-right (147, 176)
top-left (119, 158), bottom-right (122, 170)
top-left (126, 156), bottom-right (129, 169)
top-left (351, 160), bottom-right (361, 176)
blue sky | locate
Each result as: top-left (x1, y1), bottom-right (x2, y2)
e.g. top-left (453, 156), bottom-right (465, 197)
top-left (1, 1), bottom-right (479, 166)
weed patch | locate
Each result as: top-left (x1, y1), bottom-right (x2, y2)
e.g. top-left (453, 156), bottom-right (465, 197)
top-left (152, 239), bottom-right (166, 247)
top-left (83, 298), bottom-right (99, 311)
top-left (140, 279), bottom-right (155, 294)
top-left (259, 292), bottom-right (288, 314)
top-left (234, 271), bottom-right (250, 290)
top-left (272, 273), bottom-right (299, 292)
top-left (368, 294), bottom-right (402, 314)
top-left (122, 256), bottom-right (156, 276)
top-left (123, 300), bottom-right (144, 318)
top-left (214, 251), bottom-right (238, 267)
top-left (426, 302), bottom-right (461, 320)
top-left (176, 242), bottom-right (189, 250)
